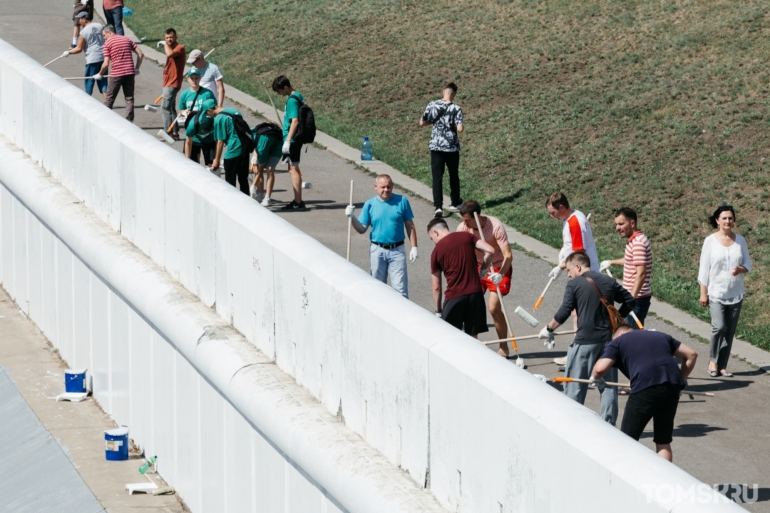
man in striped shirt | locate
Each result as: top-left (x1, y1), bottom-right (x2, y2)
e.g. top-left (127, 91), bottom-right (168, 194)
top-left (98, 24), bottom-right (143, 122)
top-left (600, 207), bottom-right (652, 328)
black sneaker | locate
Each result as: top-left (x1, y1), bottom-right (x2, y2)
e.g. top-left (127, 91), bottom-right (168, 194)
top-left (281, 200), bottom-right (307, 210)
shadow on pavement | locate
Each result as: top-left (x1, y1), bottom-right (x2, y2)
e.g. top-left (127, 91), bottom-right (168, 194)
top-left (686, 379), bottom-right (752, 393)
top-left (640, 423), bottom-right (726, 439)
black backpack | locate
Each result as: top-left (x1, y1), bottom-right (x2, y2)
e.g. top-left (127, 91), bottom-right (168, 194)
top-left (253, 122), bottom-right (282, 138)
top-left (289, 94), bottom-right (316, 144)
top-left (221, 112), bottom-right (256, 154)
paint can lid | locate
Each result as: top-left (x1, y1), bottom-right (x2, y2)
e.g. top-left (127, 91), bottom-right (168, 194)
top-left (105, 426), bottom-right (129, 437)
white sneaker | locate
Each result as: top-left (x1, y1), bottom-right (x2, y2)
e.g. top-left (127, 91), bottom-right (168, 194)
top-left (261, 196), bottom-right (273, 207)
top-left (553, 356), bottom-right (567, 366)
top-left (448, 203), bottom-right (464, 213)
top-left (257, 192), bottom-right (266, 203)
top-left (434, 208), bottom-right (444, 218)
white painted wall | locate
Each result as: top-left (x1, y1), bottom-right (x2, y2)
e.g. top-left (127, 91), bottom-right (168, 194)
top-left (0, 38), bottom-right (744, 513)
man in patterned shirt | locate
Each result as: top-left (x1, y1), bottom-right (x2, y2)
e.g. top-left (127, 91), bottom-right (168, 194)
top-left (600, 208), bottom-right (653, 328)
top-left (98, 24), bottom-right (143, 122)
top-left (419, 82), bottom-right (464, 218)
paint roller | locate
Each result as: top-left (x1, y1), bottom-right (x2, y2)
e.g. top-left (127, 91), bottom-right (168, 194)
top-left (533, 375), bottom-right (714, 396)
top-left (474, 212), bottom-right (525, 369)
top-left (483, 329), bottom-right (576, 346)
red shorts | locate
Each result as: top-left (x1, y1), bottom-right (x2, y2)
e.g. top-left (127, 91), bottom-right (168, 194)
top-left (479, 266), bottom-right (512, 296)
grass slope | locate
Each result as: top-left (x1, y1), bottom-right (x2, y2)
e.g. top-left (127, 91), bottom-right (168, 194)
top-left (125, 0), bottom-right (770, 349)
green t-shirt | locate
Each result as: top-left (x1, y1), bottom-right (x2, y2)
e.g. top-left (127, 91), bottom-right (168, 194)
top-left (185, 111), bottom-right (215, 144)
top-left (283, 91), bottom-right (304, 142)
top-left (177, 87), bottom-right (216, 114)
top-left (213, 107), bottom-right (243, 159)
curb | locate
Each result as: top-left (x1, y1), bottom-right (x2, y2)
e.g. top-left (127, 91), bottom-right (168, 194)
top-left (115, 8), bottom-right (769, 373)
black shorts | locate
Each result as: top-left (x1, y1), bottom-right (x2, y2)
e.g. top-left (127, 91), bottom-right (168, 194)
top-left (282, 141), bottom-right (303, 165)
top-left (621, 383), bottom-right (683, 445)
top-left (441, 292), bottom-right (488, 337)
top-left (190, 141), bottom-right (216, 166)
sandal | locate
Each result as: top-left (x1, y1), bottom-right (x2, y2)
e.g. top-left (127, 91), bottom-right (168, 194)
top-left (719, 370), bottom-right (734, 377)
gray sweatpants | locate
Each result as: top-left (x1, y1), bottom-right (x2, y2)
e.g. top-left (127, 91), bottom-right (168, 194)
top-left (564, 341), bottom-right (618, 426)
top-left (161, 86), bottom-right (180, 133)
top-left (709, 300), bottom-right (742, 370)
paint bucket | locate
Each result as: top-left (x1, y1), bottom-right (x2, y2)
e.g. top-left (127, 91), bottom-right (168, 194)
top-left (104, 427), bottom-right (129, 461)
top-left (64, 369), bottom-right (87, 393)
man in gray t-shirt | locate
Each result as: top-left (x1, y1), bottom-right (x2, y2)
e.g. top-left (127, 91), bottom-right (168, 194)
top-left (64, 13), bottom-right (107, 98)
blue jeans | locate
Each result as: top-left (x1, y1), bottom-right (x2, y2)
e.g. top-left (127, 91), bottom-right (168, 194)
top-left (84, 62), bottom-right (107, 96)
top-left (626, 295), bottom-right (651, 329)
top-left (103, 7), bottom-right (124, 35)
top-left (369, 243), bottom-right (408, 298)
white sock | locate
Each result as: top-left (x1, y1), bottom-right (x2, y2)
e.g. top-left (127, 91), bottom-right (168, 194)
top-left (72, 37), bottom-right (77, 45)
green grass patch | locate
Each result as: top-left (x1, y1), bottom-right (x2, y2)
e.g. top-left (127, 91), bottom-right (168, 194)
top-left (126, 0), bottom-right (770, 349)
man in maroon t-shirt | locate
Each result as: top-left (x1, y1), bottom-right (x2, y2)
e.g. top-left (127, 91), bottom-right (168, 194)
top-left (428, 218), bottom-right (497, 337)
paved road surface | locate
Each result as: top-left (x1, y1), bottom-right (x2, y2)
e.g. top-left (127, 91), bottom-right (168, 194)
top-left (1, 1), bottom-right (769, 510)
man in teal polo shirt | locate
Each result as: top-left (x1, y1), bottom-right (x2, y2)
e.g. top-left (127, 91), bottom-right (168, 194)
top-left (209, 103), bottom-right (249, 194)
top-left (345, 174), bottom-right (419, 298)
top-left (272, 75), bottom-right (306, 210)
top-left (180, 71), bottom-right (217, 165)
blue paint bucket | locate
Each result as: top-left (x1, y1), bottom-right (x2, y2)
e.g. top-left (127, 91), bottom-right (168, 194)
top-left (104, 427), bottom-right (129, 461)
top-left (64, 369), bottom-right (87, 393)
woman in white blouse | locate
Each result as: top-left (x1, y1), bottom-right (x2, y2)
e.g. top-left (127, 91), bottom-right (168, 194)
top-left (698, 206), bottom-right (751, 377)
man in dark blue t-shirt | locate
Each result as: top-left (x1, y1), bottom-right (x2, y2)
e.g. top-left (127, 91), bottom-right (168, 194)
top-left (592, 325), bottom-right (698, 463)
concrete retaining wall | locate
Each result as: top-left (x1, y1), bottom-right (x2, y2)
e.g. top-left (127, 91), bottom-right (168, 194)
top-left (0, 37), bottom-right (743, 512)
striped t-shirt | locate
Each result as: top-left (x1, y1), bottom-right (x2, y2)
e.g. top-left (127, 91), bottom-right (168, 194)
top-left (103, 35), bottom-right (136, 77)
top-left (623, 231), bottom-right (652, 298)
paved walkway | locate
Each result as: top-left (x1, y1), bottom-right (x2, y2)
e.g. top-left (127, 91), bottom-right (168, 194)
top-left (0, 1), bottom-right (769, 509)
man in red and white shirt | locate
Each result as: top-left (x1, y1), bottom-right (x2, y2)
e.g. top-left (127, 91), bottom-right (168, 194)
top-left (545, 192), bottom-right (599, 277)
top-left (601, 207), bottom-right (652, 328)
top-left (456, 201), bottom-right (514, 357)
top-left (98, 24), bottom-right (143, 122)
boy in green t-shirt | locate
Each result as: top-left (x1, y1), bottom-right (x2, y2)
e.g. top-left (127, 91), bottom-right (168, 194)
top-left (180, 69), bottom-right (217, 165)
top-left (249, 125), bottom-right (283, 206)
top-left (272, 75), bottom-right (306, 210)
top-left (208, 103), bottom-right (249, 194)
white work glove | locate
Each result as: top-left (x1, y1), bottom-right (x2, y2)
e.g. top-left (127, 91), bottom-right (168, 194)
top-left (156, 41), bottom-right (165, 49)
top-left (92, 73), bottom-right (103, 80)
top-left (487, 272), bottom-right (502, 285)
top-left (548, 266), bottom-right (562, 280)
top-left (539, 327), bottom-right (555, 349)
top-left (409, 247), bottom-right (419, 262)
top-left (344, 205), bottom-right (355, 218)
top-left (62, 50), bottom-right (70, 58)
top-left (600, 260), bottom-right (611, 272)
top-left (282, 140), bottom-right (291, 154)
top-left (249, 184), bottom-right (257, 199)
top-left (589, 374), bottom-right (606, 393)
top-left (250, 154), bottom-right (257, 166)
top-left (134, 69), bottom-right (140, 75)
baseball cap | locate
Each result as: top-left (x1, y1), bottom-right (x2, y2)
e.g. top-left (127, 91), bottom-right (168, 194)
top-left (200, 99), bottom-right (217, 112)
top-left (186, 49), bottom-right (203, 64)
top-left (187, 68), bottom-right (201, 77)
top-left (74, 11), bottom-right (89, 19)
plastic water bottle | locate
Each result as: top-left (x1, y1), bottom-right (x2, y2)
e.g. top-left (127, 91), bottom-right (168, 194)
top-left (361, 136), bottom-right (373, 161)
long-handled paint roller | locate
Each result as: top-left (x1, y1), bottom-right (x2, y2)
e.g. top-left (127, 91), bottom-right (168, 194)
top-left (62, 75), bottom-right (111, 80)
top-left (534, 375), bottom-right (714, 397)
top-left (474, 212), bottom-right (525, 368)
top-left (44, 54), bottom-right (65, 67)
top-left (483, 329), bottom-right (576, 346)
top-left (515, 306), bottom-right (539, 327)
top-left (346, 180), bottom-right (354, 261)
top-left (263, 82), bottom-right (283, 126)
